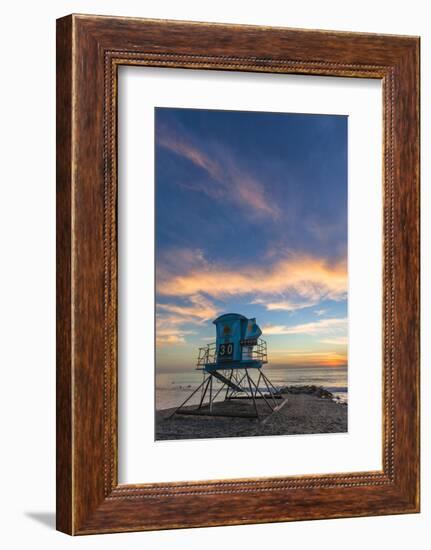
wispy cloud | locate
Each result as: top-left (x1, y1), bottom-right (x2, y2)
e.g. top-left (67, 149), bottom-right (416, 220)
top-left (158, 252), bottom-right (347, 305)
top-left (255, 297), bottom-right (319, 312)
top-left (156, 327), bottom-right (196, 346)
top-left (156, 294), bottom-right (218, 347)
top-left (262, 317), bottom-right (347, 336)
top-left (157, 122), bottom-right (281, 220)
top-left (319, 336), bottom-right (348, 346)
top-left (158, 128), bottom-right (221, 180)
top-left (157, 294), bottom-right (218, 326)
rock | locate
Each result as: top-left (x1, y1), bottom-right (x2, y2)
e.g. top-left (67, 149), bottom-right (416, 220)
top-left (278, 385), bottom-right (335, 400)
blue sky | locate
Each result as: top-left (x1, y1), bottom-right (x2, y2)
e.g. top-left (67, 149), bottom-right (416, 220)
top-left (155, 107), bottom-right (348, 372)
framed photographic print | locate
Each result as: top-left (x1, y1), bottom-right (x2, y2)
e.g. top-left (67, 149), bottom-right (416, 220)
top-left (56, 14), bottom-right (420, 534)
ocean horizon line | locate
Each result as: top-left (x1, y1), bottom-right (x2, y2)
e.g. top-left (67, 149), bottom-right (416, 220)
top-left (157, 364), bottom-right (347, 375)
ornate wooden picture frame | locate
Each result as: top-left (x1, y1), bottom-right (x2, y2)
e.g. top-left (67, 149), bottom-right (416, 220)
top-left (56, 14), bottom-right (420, 535)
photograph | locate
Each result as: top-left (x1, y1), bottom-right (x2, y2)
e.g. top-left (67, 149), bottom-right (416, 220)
top-left (154, 106), bottom-right (348, 440)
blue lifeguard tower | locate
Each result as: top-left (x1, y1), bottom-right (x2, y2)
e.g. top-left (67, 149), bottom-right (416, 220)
top-left (170, 313), bottom-right (287, 420)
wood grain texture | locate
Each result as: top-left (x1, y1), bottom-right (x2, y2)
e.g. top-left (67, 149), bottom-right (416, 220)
top-left (56, 14), bottom-right (420, 535)
top-left (56, 15), bottom-right (73, 535)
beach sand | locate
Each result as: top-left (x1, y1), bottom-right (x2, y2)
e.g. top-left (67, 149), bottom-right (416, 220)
top-left (155, 392), bottom-right (347, 440)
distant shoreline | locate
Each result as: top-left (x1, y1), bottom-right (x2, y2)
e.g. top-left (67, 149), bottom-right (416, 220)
top-left (155, 388), bottom-right (348, 441)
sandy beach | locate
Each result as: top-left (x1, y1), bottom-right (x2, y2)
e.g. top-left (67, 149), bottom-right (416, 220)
top-left (155, 388), bottom-right (347, 440)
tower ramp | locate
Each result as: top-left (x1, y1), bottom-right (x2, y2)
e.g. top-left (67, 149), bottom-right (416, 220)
top-left (211, 371), bottom-right (244, 393)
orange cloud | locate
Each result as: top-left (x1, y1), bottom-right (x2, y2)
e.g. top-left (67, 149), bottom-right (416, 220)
top-left (156, 295), bottom-right (218, 347)
top-left (156, 327), bottom-right (197, 346)
top-left (157, 295), bottom-right (218, 325)
top-left (319, 336), bottom-right (348, 346)
top-left (158, 254), bottom-right (347, 304)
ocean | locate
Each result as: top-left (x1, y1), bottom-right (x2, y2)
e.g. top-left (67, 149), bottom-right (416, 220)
top-left (156, 365), bottom-right (348, 410)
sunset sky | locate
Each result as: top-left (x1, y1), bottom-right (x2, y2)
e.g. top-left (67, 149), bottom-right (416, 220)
top-left (155, 107), bottom-right (347, 373)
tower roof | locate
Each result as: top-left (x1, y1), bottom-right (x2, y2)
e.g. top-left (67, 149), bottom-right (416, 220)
top-left (213, 313), bottom-right (248, 324)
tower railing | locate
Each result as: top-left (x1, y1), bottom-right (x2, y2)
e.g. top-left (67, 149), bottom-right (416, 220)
top-left (196, 338), bottom-right (268, 368)
top-left (196, 342), bottom-right (217, 368)
top-left (251, 338), bottom-right (268, 363)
